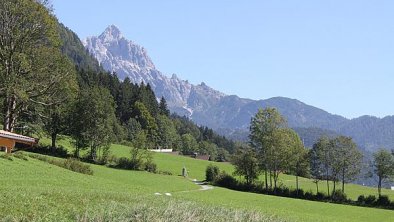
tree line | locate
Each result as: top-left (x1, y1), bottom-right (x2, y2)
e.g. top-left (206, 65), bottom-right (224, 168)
top-left (0, 0), bottom-right (236, 163)
top-left (232, 108), bottom-right (394, 198)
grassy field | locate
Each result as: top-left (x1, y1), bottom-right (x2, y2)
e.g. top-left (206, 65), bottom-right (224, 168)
top-left (0, 155), bottom-right (266, 221)
top-left (1, 153), bottom-right (394, 221)
top-left (20, 140), bottom-right (394, 221)
top-left (109, 142), bottom-right (394, 200)
top-left (39, 137), bottom-right (394, 200)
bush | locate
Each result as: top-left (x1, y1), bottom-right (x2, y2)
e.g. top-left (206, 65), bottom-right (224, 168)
top-left (0, 153), bottom-right (13, 161)
top-left (63, 158), bottom-right (93, 175)
top-left (115, 157), bottom-right (134, 169)
top-left (357, 195), bottom-right (366, 204)
top-left (376, 195), bottom-right (391, 207)
top-left (304, 191), bottom-right (314, 200)
top-left (25, 145), bottom-right (69, 158)
top-left (215, 172), bottom-right (238, 189)
top-left (13, 152), bottom-right (28, 161)
top-left (315, 192), bottom-right (328, 201)
top-left (27, 153), bottom-right (93, 175)
top-left (289, 189), bottom-right (304, 198)
top-left (331, 190), bottom-right (348, 203)
top-left (144, 160), bottom-right (157, 173)
top-left (205, 164), bottom-right (220, 182)
top-left (365, 195), bottom-right (377, 205)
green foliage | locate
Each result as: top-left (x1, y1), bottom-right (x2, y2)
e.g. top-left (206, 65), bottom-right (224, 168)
top-left (58, 23), bottom-right (104, 73)
top-left (125, 118), bottom-right (142, 141)
top-left (133, 101), bottom-right (158, 146)
top-left (180, 133), bottom-right (199, 155)
top-left (311, 136), bottom-right (363, 195)
top-left (373, 149), bottom-right (394, 197)
top-left (69, 87), bottom-right (117, 161)
top-left (27, 153), bottom-right (93, 175)
top-left (0, 0), bottom-right (76, 131)
top-left (157, 114), bottom-right (179, 149)
top-left (206, 164), bottom-right (220, 182)
top-left (0, 153), bottom-right (13, 161)
top-left (12, 152), bottom-right (28, 161)
top-left (249, 108), bottom-right (287, 189)
top-left (232, 148), bottom-right (259, 185)
top-left (159, 96), bottom-right (170, 116)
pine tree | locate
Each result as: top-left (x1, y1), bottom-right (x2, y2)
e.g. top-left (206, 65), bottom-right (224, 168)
top-left (159, 97), bottom-right (170, 116)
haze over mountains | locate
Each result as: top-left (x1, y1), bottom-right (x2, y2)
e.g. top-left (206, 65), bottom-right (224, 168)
top-left (84, 25), bottom-right (394, 152)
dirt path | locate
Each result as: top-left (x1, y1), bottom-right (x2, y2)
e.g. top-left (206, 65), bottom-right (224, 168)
top-left (193, 180), bottom-right (214, 191)
top-left (154, 179), bottom-right (214, 196)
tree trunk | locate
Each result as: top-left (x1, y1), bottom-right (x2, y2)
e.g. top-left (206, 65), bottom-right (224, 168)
top-left (51, 133), bottom-right (57, 148)
top-left (3, 96), bottom-right (17, 132)
top-left (51, 132), bottom-right (57, 155)
top-left (316, 181), bottom-right (319, 194)
top-left (378, 176), bottom-right (382, 197)
top-left (342, 161), bottom-right (346, 193)
top-left (296, 175), bottom-right (299, 196)
top-left (264, 170), bottom-right (268, 191)
top-left (273, 173), bottom-right (278, 193)
top-left (326, 169), bottom-right (330, 196)
top-left (269, 170), bottom-right (272, 188)
top-left (333, 180), bottom-right (336, 194)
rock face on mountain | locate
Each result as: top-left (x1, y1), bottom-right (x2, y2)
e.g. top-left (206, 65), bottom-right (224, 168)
top-left (84, 25), bottom-right (394, 153)
top-left (83, 25), bottom-right (225, 115)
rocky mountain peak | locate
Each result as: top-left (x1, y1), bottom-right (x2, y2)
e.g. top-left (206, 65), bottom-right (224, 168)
top-left (84, 25), bottom-right (226, 116)
top-left (99, 24), bottom-right (123, 41)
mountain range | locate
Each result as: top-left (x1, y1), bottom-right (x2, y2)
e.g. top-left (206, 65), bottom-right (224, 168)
top-left (83, 25), bottom-right (394, 153)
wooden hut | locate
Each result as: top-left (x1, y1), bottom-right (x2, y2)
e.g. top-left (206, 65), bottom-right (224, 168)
top-left (0, 130), bottom-right (37, 153)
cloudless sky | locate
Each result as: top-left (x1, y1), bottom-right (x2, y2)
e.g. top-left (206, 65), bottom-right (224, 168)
top-left (52, 0), bottom-right (394, 119)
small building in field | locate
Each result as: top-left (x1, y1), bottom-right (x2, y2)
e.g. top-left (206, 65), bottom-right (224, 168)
top-left (149, 148), bottom-right (173, 153)
top-left (0, 130), bottom-right (37, 153)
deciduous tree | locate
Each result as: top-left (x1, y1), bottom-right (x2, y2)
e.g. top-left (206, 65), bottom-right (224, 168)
top-left (249, 108), bottom-right (286, 190)
top-left (373, 149), bottom-right (394, 197)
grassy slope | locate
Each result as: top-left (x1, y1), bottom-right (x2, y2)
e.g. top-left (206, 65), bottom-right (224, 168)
top-left (39, 137), bottom-right (394, 200)
top-left (23, 138), bottom-right (394, 221)
top-left (0, 156), bottom-right (198, 220)
top-left (109, 143), bottom-right (394, 200)
top-left (1, 155), bottom-right (394, 222)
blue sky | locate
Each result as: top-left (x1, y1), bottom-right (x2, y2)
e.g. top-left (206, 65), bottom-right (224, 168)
top-left (52, 0), bottom-right (394, 119)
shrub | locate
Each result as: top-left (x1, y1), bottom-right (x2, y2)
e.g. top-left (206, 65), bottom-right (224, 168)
top-left (25, 145), bottom-right (69, 158)
top-left (290, 189), bottom-right (305, 198)
top-left (331, 190), bottom-right (348, 203)
top-left (13, 152), bottom-right (28, 161)
top-left (365, 195), bottom-right (377, 205)
top-left (63, 158), bottom-right (93, 175)
top-left (144, 160), bottom-right (157, 173)
top-left (27, 153), bottom-right (93, 175)
top-left (0, 153), bottom-right (13, 161)
top-left (315, 192), bottom-right (328, 201)
top-left (376, 195), bottom-right (391, 207)
top-left (357, 195), bottom-right (366, 205)
top-left (205, 164), bottom-right (220, 182)
top-left (215, 172), bottom-right (238, 189)
top-left (304, 191), bottom-right (314, 200)
top-left (116, 157), bottom-right (133, 169)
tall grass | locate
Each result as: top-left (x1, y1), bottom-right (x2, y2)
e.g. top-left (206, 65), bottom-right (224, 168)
top-left (76, 197), bottom-right (280, 222)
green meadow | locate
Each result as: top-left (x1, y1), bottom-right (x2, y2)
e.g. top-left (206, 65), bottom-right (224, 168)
top-left (39, 137), bottom-right (394, 200)
top-left (0, 137), bottom-right (391, 221)
top-left (1, 153), bottom-right (394, 222)
top-left (109, 142), bottom-right (394, 200)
